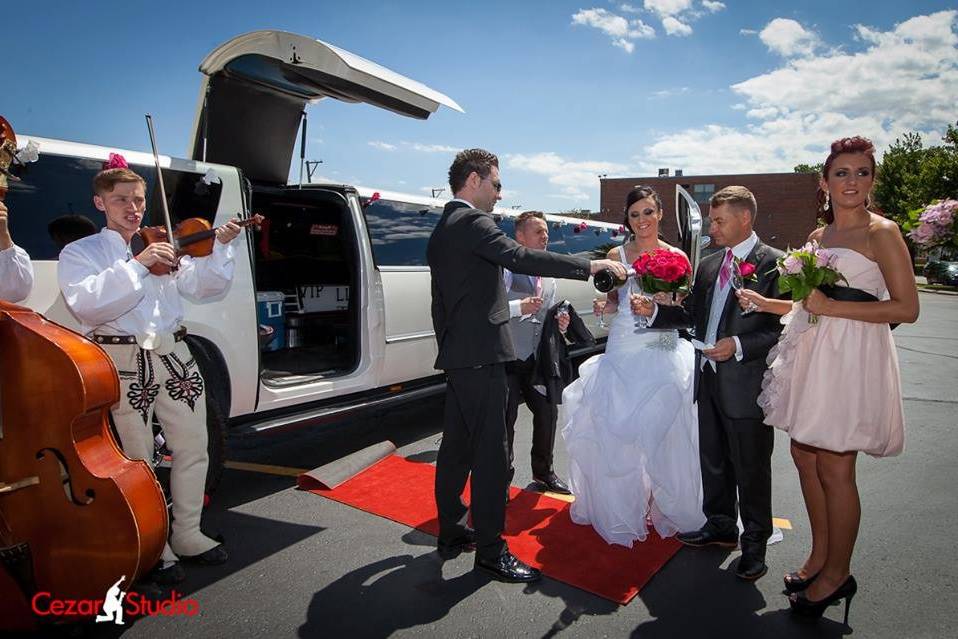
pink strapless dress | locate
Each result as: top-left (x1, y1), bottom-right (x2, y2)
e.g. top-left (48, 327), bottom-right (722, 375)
top-left (758, 248), bottom-right (904, 457)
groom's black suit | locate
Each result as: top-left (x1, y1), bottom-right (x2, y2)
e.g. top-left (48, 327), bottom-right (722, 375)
top-left (651, 238), bottom-right (784, 559)
top-left (427, 200), bottom-right (590, 561)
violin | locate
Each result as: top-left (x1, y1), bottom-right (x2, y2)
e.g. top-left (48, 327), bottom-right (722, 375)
top-left (0, 116), bottom-right (168, 631)
top-left (131, 213), bottom-right (264, 276)
top-left (134, 114), bottom-right (262, 276)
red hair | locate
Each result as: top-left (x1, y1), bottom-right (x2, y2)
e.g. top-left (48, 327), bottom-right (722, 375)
top-left (818, 136), bottom-right (877, 224)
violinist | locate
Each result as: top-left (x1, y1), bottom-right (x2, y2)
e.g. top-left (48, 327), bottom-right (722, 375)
top-left (57, 154), bottom-right (241, 585)
top-left (0, 201), bottom-right (34, 302)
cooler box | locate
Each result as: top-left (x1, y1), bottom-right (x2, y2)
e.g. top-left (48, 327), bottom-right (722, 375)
top-left (256, 291), bottom-right (286, 351)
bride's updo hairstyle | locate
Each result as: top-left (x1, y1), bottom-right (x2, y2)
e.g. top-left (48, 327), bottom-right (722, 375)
top-left (623, 185), bottom-right (663, 237)
top-left (818, 136), bottom-right (876, 224)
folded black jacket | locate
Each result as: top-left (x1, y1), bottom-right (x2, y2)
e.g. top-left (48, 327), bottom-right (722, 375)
top-left (531, 301), bottom-right (596, 404)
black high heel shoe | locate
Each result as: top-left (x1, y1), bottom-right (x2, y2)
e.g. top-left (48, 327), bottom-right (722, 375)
top-left (783, 570), bottom-right (820, 593)
top-left (788, 575), bottom-right (857, 625)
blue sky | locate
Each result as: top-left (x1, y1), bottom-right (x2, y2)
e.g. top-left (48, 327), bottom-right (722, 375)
top-left (7, 1), bottom-right (957, 214)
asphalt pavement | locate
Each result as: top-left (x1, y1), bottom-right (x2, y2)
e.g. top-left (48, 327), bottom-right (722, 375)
top-left (55, 291), bottom-right (958, 639)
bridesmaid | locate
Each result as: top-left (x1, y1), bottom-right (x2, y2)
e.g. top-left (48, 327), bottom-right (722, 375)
top-left (740, 136), bottom-right (919, 623)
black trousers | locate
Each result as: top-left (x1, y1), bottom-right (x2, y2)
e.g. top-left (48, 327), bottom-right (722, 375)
top-left (697, 365), bottom-right (774, 557)
top-left (505, 356), bottom-right (558, 479)
top-left (435, 364), bottom-right (509, 561)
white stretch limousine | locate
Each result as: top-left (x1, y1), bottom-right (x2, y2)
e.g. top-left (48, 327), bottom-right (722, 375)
top-left (7, 31), bottom-right (623, 491)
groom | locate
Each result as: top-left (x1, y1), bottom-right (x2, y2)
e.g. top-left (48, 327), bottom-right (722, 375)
top-left (634, 186), bottom-right (784, 581)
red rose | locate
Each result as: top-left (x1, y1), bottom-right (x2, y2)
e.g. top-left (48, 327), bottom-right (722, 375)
top-left (739, 261), bottom-right (756, 278)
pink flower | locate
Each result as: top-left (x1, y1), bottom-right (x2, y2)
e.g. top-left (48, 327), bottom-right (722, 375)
top-left (738, 261), bottom-right (757, 279)
top-left (104, 152), bottom-right (128, 169)
top-left (815, 249), bottom-right (832, 268)
top-left (783, 254), bottom-right (803, 274)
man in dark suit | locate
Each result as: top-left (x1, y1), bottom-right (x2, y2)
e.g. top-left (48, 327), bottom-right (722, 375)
top-left (633, 186), bottom-right (785, 581)
top-left (427, 149), bottom-right (626, 583)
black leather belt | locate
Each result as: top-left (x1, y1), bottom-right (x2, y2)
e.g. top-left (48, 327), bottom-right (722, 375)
top-left (92, 326), bottom-right (188, 345)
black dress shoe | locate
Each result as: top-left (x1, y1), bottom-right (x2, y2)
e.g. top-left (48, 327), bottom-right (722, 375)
top-left (475, 551), bottom-right (541, 583)
top-left (789, 575), bottom-right (857, 625)
top-left (676, 528), bottom-right (738, 548)
top-left (437, 529), bottom-right (477, 560)
top-left (533, 473), bottom-right (572, 495)
top-left (179, 543), bottom-right (228, 565)
top-left (735, 555), bottom-right (768, 581)
top-left (146, 562), bottom-right (185, 586)
top-left (784, 570), bottom-right (820, 593)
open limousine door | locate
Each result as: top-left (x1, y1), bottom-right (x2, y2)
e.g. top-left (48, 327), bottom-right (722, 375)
top-left (189, 30), bottom-right (463, 184)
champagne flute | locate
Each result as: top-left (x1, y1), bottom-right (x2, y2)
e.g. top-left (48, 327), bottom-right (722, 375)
top-left (730, 271), bottom-right (755, 316)
top-left (593, 297), bottom-right (608, 329)
top-left (528, 277), bottom-right (543, 323)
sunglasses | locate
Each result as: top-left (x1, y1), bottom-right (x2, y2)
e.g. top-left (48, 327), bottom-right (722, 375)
top-left (483, 176), bottom-right (502, 192)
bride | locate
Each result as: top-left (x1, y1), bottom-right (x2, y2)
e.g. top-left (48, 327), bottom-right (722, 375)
top-left (560, 185), bottom-right (705, 547)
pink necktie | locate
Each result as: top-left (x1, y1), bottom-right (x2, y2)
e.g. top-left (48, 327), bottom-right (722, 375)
top-left (718, 249), bottom-right (734, 289)
top-left (533, 276), bottom-right (543, 298)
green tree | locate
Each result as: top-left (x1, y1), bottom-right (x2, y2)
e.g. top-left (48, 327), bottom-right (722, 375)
top-left (873, 123), bottom-right (958, 226)
top-left (793, 163), bottom-right (824, 174)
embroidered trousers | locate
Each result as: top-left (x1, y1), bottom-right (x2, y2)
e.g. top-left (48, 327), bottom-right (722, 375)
top-left (102, 341), bottom-right (219, 561)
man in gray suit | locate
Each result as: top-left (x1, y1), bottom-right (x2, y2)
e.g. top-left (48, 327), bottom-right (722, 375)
top-left (503, 211), bottom-right (572, 496)
top-left (427, 149), bottom-right (625, 583)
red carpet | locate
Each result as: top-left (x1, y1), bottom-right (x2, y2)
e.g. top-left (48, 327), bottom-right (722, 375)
top-left (298, 455), bottom-right (681, 604)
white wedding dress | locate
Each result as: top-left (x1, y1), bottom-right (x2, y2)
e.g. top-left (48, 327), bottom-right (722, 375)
top-left (560, 247), bottom-right (706, 547)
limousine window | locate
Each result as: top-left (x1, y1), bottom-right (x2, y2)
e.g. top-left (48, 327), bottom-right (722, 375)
top-left (363, 198), bottom-right (443, 266)
top-left (5, 153), bottom-right (222, 260)
top-left (549, 219), bottom-right (623, 259)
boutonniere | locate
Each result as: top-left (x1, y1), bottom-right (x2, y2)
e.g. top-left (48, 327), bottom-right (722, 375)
top-left (735, 257), bottom-right (758, 282)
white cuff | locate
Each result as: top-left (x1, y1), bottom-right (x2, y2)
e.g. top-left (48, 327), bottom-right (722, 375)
top-left (733, 336), bottom-right (743, 361)
top-left (508, 298), bottom-right (523, 318)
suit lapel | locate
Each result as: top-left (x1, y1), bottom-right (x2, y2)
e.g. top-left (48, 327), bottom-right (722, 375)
top-left (719, 240), bottom-right (766, 329)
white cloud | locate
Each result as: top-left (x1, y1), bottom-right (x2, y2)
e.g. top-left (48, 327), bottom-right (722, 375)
top-left (702, 0), bottom-right (725, 13)
top-left (368, 141), bottom-right (396, 151)
top-left (632, 10), bottom-right (958, 175)
top-left (506, 152), bottom-right (628, 201)
top-left (620, 3), bottom-right (641, 13)
top-left (652, 86), bottom-right (691, 98)
top-left (644, 0), bottom-right (693, 18)
top-left (408, 143), bottom-right (458, 153)
top-left (758, 18), bottom-right (822, 57)
top-left (662, 16), bottom-right (693, 36)
top-left (572, 8), bottom-right (656, 53)
top-left (739, 28), bottom-right (757, 35)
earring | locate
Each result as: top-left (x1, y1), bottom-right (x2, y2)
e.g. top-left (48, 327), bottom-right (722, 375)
top-left (824, 191), bottom-right (831, 210)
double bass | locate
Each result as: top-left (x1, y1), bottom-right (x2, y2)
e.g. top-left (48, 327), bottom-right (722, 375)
top-left (0, 116), bottom-right (168, 630)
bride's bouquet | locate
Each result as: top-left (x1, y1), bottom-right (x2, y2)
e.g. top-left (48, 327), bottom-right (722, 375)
top-left (775, 240), bottom-right (846, 324)
top-left (632, 249), bottom-right (693, 295)
top-left (631, 249), bottom-right (692, 327)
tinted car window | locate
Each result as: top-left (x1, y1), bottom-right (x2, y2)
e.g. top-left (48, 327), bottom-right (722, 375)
top-left (363, 198), bottom-right (443, 266)
top-left (5, 153), bottom-right (222, 260)
top-left (550, 220), bottom-right (624, 259)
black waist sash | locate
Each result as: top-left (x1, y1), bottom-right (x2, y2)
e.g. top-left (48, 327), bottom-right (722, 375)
top-left (819, 285), bottom-right (899, 330)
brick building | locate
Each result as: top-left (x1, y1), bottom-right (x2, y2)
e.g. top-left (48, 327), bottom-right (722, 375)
top-left (597, 172), bottom-right (821, 251)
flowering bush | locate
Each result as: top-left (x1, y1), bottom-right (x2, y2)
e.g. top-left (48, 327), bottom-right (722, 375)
top-left (907, 199), bottom-right (958, 249)
top-left (631, 249), bottom-right (692, 294)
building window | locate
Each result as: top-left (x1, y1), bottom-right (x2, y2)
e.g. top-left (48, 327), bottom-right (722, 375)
top-left (692, 183), bottom-right (715, 205)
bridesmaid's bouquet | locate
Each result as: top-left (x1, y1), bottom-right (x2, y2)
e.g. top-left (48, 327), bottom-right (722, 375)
top-left (632, 249), bottom-right (693, 295)
top-left (775, 240), bottom-right (846, 324)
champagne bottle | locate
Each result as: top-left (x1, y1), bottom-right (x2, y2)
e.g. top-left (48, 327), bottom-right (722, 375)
top-left (593, 267), bottom-right (636, 293)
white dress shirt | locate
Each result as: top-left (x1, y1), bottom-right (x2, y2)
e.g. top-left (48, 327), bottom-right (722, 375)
top-left (58, 227), bottom-right (235, 339)
top-left (503, 269), bottom-right (557, 318)
top-left (0, 244), bottom-right (34, 303)
top-left (702, 231), bottom-right (758, 370)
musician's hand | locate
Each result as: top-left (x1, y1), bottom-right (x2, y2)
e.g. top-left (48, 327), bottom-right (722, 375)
top-left (135, 242), bottom-right (176, 268)
top-left (590, 258), bottom-right (627, 278)
top-left (702, 337), bottom-right (736, 362)
top-left (216, 218), bottom-right (242, 244)
top-left (520, 296), bottom-right (544, 315)
top-left (0, 202), bottom-right (12, 249)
